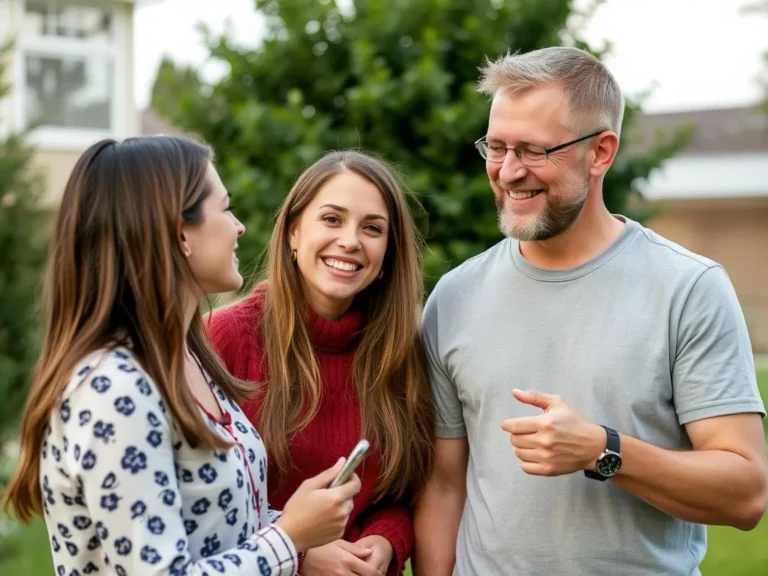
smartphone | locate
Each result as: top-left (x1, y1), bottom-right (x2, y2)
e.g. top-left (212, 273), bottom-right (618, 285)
top-left (329, 439), bottom-right (370, 488)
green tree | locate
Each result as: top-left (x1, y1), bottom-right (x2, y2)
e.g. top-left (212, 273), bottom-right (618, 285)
top-left (151, 0), bottom-right (689, 290)
top-left (0, 40), bottom-right (48, 451)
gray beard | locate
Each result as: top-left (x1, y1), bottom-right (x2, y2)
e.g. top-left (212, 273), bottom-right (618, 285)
top-left (495, 185), bottom-right (587, 241)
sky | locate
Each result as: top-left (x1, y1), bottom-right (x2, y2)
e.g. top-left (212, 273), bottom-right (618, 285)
top-left (133, 0), bottom-right (767, 113)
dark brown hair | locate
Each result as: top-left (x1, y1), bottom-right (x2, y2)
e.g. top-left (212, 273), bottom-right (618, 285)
top-left (3, 136), bottom-right (252, 523)
top-left (258, 150), bottom-right (435, 503)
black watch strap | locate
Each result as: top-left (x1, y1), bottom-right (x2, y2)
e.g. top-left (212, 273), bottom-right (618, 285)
top-left (584, 425), bottom-right (620, 481)
top-left (603, 425), bottom-right (620, 453)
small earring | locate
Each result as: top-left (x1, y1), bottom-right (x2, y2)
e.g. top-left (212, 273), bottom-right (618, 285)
top-left (291, 249), bottom-right (297, 262)
top-left (377, 269), bottom-right (384, 280)
top-left (184, 248), bottom-right (191, 257)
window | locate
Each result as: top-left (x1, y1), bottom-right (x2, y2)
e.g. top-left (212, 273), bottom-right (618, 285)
top-left (14, 0), bottom-right (126, 147)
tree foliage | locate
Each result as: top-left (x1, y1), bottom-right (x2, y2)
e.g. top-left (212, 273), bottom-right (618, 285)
top-left (151, 0), bottom-right (689, 289)
top-left (0, 39), bottom-right (48, 447)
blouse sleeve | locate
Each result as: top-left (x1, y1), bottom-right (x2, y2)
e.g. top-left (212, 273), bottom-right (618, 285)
top-left (53, 361), bottom-right (298, 576)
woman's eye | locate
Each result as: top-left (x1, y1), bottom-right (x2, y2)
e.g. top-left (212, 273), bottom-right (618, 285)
top-left (365, 225), bottom-right (382, 234)
top-left (323, 215), bottom-right (341, 224)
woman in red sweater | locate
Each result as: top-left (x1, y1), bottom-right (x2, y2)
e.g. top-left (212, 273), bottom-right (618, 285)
top-left (206, 151), bottom-right (435, 575)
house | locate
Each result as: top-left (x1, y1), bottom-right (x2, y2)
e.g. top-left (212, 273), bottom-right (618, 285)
top-left (632, 105), bottom-right (768, 351)
top-left (0, 0), bottom-right (158, 204)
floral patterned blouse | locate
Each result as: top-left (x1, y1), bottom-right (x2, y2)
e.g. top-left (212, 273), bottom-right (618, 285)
top-left (39, 345), bottom-right (298, 576)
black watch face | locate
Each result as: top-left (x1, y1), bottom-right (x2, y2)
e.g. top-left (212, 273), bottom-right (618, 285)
top-left (597, 452), bottom-right (622, 476)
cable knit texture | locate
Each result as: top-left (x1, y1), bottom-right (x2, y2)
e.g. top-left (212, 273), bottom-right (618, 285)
top-left (206, 288), bottom-right (412, 575)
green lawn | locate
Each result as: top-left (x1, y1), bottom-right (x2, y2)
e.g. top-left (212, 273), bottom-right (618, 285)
top-left (2, 372), bottom-right (767, 575)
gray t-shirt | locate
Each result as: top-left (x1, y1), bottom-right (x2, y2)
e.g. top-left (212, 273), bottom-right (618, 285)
top-left (423, 217), bottom-right (765, 576)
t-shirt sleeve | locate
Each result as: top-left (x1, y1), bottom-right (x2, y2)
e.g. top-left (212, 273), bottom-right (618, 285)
top-left (54, 361), bottom-right (297, 576)
top-left (422, 285), bottom-right (467, 438)
top-left (672, 266), bottom-right (766, 425)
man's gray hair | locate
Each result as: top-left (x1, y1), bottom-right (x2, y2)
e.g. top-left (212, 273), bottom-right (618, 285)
top-left (477, 46), bottom-right (625, 138)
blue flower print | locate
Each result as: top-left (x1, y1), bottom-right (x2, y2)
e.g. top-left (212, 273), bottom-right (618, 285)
top-left (146, 430), bottom-right (162, 448)
top-left (169, 555), bottom-right (188, 576)
top-left (258, 556), bottom-right (272, 576)
top-left (158, 398), bottom-right (167, 414)
top-left (140, 545), bottom-right (162, 564)
top-left (93, 421), bottom-right (115, 442)
top-left (237, 522), bottom-right (248, 545)
top-left (238, 539), bottom-right (258, 552)
top-left (259, 459), bottom-right (265, 482)
top-left (155, 471), bottom-right (169, 486)
top-left (115, 565), bottom-right (127, 576)
top-left (207, 559), bottom-right (226, 573)
top-left (81, 450), bottom-right (96, 470)
top-left (184, 519), bottom-right (198, 536)
top-left (73, 444), bottom-right (80, 462)
top-left (200, 534), bottom-right (221, 557)
top-left (191, 497), bottom-right (210, 515)
top-left (224, 553), bottom-right (242, 567)
top-left (176, 538), bottom-right (184, 552)
top-left (51, 445), bottom-right (61, 462)
top-left (236, 469), bottom-right (244, 488)
top-left (147, 516), bottom-right (165, 535)
top-left (95, 521), bottom-right (108, 540)
top-left (77, 364), bottom-right (92, 377)
top-left (248, 448), bottom-right (256, 464)
top-left (225, 508), bottom-right (238, 526)
top-left (72, 516), bottom-right (92, 530)
top-left (114, 396), bottom-right (135, 416)
top-left (198, 463), bottom-right (217, 484)
top-left (218, 489), bottom-right (233, 510)
top-left (136, 377), bottom-right (151, 396)
top-left (120, 446), bottom-right (147, 474)
top-left (58, 523), bottom-right (71, 538)
top-left (65, 541), bottom-right (78, 556)
top-left (173, 439), bottom-right (183, 451)
top-left (161, 489), bottom-right (176, 506)
top-left (56, 565), bottom-right (65, 575)
top-left (180, 468), bottom-right (194, 483)
top-left (83, 562), bottom-right (98, 574)
top-left (62, 495), bottom-right (74, 506)
top-left (147, 411), bottom-right (161, 428)
top-left (60, 401), bottom-right (71, 423)
top-left (130, 500), bottom-right (146, 519)
top-left (78, 410), bottom-right (91, 426)
top-left (234, 421), bottom-right (248, 434)
top-left (100, 493), bottom-right (120, 512)
top-left (214, 451), bottom-right (227, 463)
top-left (101, 472), bottom-right (117, 489)
top-left (115, 537), bottom-right (132, 556)
top-left (62, 437), bottom-right (69, 452)
top-left (114, 350), bottom-right (129, 359)
top-left (90, 376), bottom-right (111, 394)
top-left (51, 536), bottom-right (61, 552)
top-left (117, 363), bottom-right (137, 373)
top-left (87, 535), bottom-right (100, 551)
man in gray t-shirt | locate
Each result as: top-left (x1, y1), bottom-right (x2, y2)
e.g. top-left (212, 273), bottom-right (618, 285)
top-left (413, 47), bottom-right (768, 576)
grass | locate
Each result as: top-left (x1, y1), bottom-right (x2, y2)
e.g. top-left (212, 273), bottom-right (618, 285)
top-left (2, 372), bottom-right (767, 576)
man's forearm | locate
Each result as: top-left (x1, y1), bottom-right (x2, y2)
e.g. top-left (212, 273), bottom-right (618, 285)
top-left (612, 434), bottom-right (767, 530)
top-left (413, 485), bottom-right (465, 576)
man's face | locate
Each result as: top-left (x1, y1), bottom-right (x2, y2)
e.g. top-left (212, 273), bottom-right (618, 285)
top-left (485, 84), bottom-right (591, 241)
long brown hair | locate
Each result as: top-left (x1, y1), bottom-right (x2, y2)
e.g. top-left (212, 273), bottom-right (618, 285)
top-left (3, 136), bottom-right (252, 523)
top-left (258, 150), bottom-right (435, 503)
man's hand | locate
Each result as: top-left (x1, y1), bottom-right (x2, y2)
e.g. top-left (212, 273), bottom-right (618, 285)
top-left (300, 539), bottom-right (381, 576)
top-left (356, 535), bottom-right (394, 573)
top-left (501, 389), bottom-right (605, 476)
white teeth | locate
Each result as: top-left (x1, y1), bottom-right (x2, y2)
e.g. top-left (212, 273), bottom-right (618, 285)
top-left (323, 258), bottom-right (360, 272)
top-left (508, 190), bottom-right (540, 200)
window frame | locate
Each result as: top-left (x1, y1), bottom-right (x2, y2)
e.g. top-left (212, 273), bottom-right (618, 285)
top-left (11, 0), bottom-right (128, 149)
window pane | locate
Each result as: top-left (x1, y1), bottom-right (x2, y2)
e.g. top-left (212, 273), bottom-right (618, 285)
top-left (25, 54), bottom-right (113, 130)
top-left (24, 1), bottom-right (112, 41)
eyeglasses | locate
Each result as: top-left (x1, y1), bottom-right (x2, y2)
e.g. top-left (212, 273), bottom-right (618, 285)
top-left (474, 130), bottom-right (604, 167)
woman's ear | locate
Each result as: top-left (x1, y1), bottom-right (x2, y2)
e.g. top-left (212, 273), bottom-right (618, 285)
top-left (178, 227), bottom-right (191, 257)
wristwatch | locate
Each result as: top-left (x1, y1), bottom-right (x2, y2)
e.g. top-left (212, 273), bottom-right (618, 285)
top-left (584, 425), bottom-right (622, 481)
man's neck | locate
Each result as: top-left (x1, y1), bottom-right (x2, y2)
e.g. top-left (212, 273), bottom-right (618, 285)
top-left (518, 199), bottom-right (625, 270)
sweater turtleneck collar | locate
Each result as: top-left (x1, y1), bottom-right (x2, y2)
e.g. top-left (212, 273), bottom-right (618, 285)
top-left (307, 305), bottom-right (364, 352)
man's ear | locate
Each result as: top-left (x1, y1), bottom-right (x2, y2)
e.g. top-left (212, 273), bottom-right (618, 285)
top-left (589, 131), bottom-right (620, 178)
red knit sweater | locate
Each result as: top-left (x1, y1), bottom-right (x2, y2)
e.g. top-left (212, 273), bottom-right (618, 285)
top-left (206, 289), bottom-right (412, 575)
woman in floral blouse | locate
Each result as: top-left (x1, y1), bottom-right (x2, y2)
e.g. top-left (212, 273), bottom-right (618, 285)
top-left (2, 135), bottom-right (360, 576)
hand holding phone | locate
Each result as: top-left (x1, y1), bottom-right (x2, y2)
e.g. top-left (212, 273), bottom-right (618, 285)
top-left (330, 439), bottom-right (370, 488)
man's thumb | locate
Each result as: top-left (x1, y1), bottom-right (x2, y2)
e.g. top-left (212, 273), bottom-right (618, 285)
top-left (513, 388), bottom-right (557, 410)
